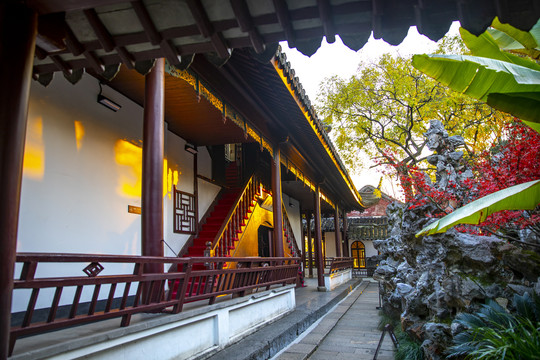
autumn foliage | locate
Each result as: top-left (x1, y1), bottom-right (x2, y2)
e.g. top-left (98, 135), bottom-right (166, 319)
top-left (387, 122), bottom-right (540, 235)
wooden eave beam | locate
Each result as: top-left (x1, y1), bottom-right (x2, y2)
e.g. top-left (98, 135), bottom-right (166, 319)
top-left (186, 0), bottom-right (230, 59)
top-left (83, 8), bottom-right (134, 68)
top-left (272, 0), bottom-right (296, 47)
top-left (317, 0), bottom-right (335, 43)
top-left (230, 0), bottom-right (265, 53)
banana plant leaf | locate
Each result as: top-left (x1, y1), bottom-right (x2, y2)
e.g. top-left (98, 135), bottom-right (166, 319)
top-left (459, 27), bottom-right (540, 71)
top-left (416, 179), bottom-right (540, 237)
top-left (489, 18), bottom-right (540, 51)
top-left (412, 54), bottom-right (540, 123)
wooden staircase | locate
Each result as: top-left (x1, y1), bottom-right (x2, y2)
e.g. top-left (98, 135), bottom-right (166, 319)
top-left (171, 164), bottom-right (260, 297)
top-left (185, 162), bottom-right (242, 260)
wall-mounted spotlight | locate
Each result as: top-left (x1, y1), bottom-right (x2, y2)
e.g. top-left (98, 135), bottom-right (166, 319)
top-left (185, 143), bottom-right (198, 154)
top-left (97, 83), bottom-right (121, 112)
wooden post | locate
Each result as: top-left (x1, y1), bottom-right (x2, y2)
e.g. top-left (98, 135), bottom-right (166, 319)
top-left (342, 209), bottom-right (349, 257)
top-left (271, 146), bottom-right (284, 257)
top-left (306, 212), bottom-right (313, 277)
top-left (314, 185), bottom-right (324, 289)
top-left (334, 204), bottom-right (342, 257)
top-left (142, 58), bottom-right (165, 274)
top-left (193, 150), bottom-right (199, 238)
top-left (0, 3), bottom-right (37, 357)
top-left (300, 209), bottom-right (306, 273)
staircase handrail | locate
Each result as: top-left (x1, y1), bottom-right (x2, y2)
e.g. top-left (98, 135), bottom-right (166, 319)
top-left (211, 173), bottom-right (260, 256)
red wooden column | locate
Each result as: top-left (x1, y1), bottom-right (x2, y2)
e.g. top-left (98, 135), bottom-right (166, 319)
top-left (314, 185), bottom-right (325, 289)
top-left (334, 204), bottom-right (342, 257)
top-left (0, 3), bottom-right (37, 357)
top-left (342, 209), bottom-right (349, 257)
top-left (142, 58), bottom-right (165, 273)
top-left (300, 208), bottom-right (306, 272)
top-left (306, 212), bottom-right (313, 277)
top-left (272, 146), bottom-right (284, 257)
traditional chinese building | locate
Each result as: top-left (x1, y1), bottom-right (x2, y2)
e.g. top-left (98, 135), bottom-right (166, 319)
top-left (1, 0), bottom-right (536, 358)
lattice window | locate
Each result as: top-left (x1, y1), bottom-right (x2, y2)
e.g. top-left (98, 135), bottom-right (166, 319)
top-left (174, 186), bottom-right (197, 234)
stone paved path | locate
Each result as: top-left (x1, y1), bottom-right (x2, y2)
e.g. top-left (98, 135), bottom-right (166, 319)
top-left (275, 282), bottom-right (395, 360)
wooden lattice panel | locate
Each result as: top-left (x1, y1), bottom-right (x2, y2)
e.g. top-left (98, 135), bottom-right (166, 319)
top-left (174, 187), bottom-right (197, 234)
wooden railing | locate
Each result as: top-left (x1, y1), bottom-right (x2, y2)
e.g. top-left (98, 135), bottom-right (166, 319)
top-left (326, 257), bottom-right (354, 274)
top-left (10, 253), bottom-right (299, 355)
top-left (212, 174), bottom-right (261, 257)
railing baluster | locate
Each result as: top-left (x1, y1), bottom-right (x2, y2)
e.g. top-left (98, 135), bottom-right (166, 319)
top-left (105, 283), bottom-right (117, 312)
top-left (47, 286), bottom-right (63, 323)
top-left (120, 282), bottom-right (131, 309)
top-left (70, 285), bottom-right (83, 318)
top-left (22, 288), bottom-right (39, 327)
top-left (88, 284), bottom-right (101, 315)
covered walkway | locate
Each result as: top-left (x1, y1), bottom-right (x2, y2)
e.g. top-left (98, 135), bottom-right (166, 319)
top-left (275, 281), bottom-right (394, 360)
top-left (208, 277), bottom-right (395, 360)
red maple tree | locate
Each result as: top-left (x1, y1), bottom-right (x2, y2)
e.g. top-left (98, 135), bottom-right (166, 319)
top-left (384, 122), bottom-right (540, 237)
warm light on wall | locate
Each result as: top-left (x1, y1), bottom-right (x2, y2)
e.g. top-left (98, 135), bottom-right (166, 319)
top-left (165, 165), bottom-right (180, 199)
top-left (115, 140), bottom-right (142, 197)
top-left (23, 116), bottom-right (45, 180)
top-left (74, 120), bottom-right (85, 151)
top-left (115, 140), bottom-right (180, 199)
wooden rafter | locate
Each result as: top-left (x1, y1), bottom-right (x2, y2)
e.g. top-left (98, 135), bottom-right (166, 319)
top-left (131, 0), bottom-right (160, 45)
top-left (83, 49), bottom-right (105, 73)
top-left (63, 23), bottom-right (84, 56)
top-left (186, 0), bottom-right (230, 59)
top-left (83, 8), bottom-right (134, 68)
top-left (50, 55), bottom-right (72, 76)
top-left (272, 0), bottom-right (296, 47)
top-left (230, 0), bottom-right (265, 54)
top-left (371, 0), bottom-right (384, 40)
top-left (317, 0), bottom-right (335, 43)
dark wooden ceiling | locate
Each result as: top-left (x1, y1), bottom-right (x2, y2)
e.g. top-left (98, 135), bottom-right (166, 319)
top-left (107, 60), bottom-right (249, 146)
top-left (28, 0), bottom-right (540, 79)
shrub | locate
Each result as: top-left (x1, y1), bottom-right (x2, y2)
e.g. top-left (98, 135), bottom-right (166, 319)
top-left (447, 293), bottom-right (540, 359)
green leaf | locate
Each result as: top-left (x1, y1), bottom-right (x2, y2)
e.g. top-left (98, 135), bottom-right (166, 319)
top-left (490, 18), bottom-right (539, 50)
top-left (487, 93), bottom-right (540, 124)
top-left (416, 179), bottom-right (540, 236)
top-left (487, 28), bottom-right (526, 51)
top-left (459, 27), bottom-right (540, 71)
top-left (412, 54), bottom-right (540, 100)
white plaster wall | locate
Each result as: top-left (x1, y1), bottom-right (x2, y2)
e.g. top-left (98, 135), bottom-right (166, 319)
top-left (33, 287), bottom-right (295, 360)
top-left (365, 240), bottom-right (378, 258)
top-left (282, 193), bottom-right (301, 251)
top-left (15, 73), bottom-right (217, 311)
top-left (324, 232), bottom-right (337, 258)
